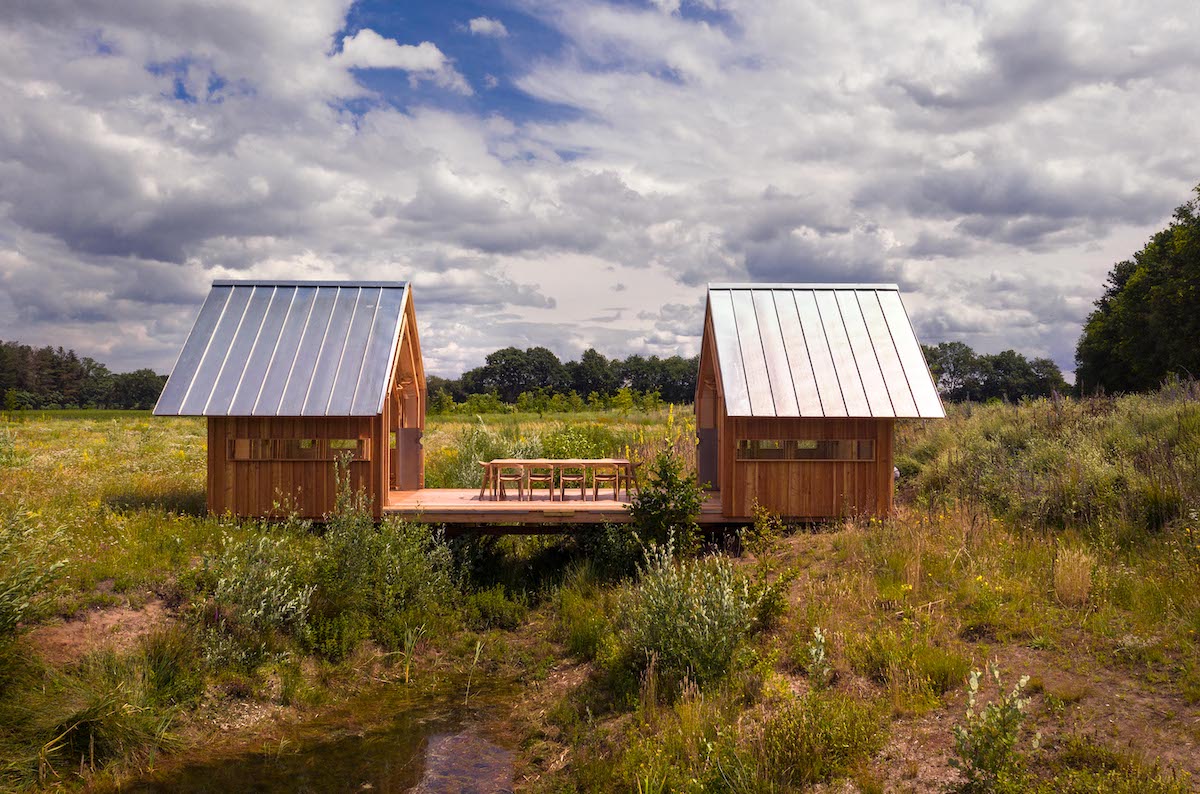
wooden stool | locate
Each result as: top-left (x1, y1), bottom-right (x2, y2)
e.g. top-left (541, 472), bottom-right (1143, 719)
top-left (497, 467), bottom-right (524, 501)
top-left (559, 467), bottom-right (585, 501)
top-left (593, 465), bottom-right (620, 501)
top-left (527, 465), bottom-right (554, 501)
top-left (477, 461), bottom-right (495, 500)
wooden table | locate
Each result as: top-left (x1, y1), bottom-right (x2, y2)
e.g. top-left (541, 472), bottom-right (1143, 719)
top-left (480, 458), bottom-right (635, 501)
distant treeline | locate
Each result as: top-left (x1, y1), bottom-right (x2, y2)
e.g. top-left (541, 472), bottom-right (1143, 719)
top-left (0, 341), bottom-right (166, 411)
top-left (1, 334), bottom-right (1074, 416)
top-left (427, 347), bottom-right (697, 414)
top-left (922, 342), bottom-right (1069, 403)
top-left (427, 341), bottom-right (1069, 413)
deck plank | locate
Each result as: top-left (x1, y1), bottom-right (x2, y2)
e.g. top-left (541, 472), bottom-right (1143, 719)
top-left (384, 489), bottom-right (726, 525)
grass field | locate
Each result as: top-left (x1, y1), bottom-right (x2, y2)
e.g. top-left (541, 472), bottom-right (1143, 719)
top-left (1, 396), bottom-right (1198, 791)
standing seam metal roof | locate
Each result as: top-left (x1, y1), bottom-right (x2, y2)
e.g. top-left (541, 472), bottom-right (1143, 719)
top-left (706, 284), bottom-right (945, 419)
top-left (153, 280), bottom-right (410, 417)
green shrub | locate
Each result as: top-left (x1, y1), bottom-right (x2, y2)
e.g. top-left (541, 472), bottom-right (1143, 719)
top-left (627, 450), bottom-right (705, 553)
top-left (309, 611), bottom-right (370, 663)
top-left (619, 542), bottom-right (760, 688)
top-left (950, 664), bottom-right (1038, 792)
top-left (805, 627), bottom-right (833, 689)
top-left (463, 585), bottom-right (528, 631)
top-left (207, 533), bottom-right (314, 637)
top-left (575, 523), bottom-right (644, 579)
top-left (741, 503), bottom-right (785, 556)
top-left (760, 690), bottom-right (885, 786)
top-left (307, 482), bottom-right (458, 659)
top-left (749, 564), bottom-right (795, 631)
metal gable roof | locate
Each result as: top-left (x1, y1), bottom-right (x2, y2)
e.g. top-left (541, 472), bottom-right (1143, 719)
top-left (153, 280), bottom-right (410, 417)
top-left (705, 283), bottom-right (945, 419)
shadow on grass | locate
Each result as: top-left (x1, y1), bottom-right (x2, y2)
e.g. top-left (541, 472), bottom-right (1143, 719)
top-left (106, 488), bottom-right (207, 517)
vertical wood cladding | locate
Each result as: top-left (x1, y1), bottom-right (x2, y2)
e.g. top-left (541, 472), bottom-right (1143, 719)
top-left (208, 416), bottom-right (378, 519)
top-left (719, 417), bottom-right (894, 519)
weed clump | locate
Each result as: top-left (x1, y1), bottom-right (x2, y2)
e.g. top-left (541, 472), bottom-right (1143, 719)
top-left (758, 690), bottom-right (885, 787)
top-left (950, 664), bottom-right (1038, 792)
top-left (1053, 547), bottom-right (1095, 607)
top-left (847, 625), bottom-right (969, 708)
top-left (0, 510), bottom-right (66, 639)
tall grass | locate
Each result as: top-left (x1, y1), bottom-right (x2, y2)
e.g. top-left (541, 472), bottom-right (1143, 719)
top-left (900, 387), bottom-right (1200, 540)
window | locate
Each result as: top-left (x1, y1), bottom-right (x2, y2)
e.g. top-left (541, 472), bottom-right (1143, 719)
top-left (227, 438), bottom-right (370, 461)
top-left (736, 439), bottom-right (875, 462)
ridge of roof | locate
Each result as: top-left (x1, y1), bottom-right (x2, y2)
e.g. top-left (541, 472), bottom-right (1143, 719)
top-left (707, 283), bottom-right (900, 290)
top-left (212, 279), bottom-right (408, 288)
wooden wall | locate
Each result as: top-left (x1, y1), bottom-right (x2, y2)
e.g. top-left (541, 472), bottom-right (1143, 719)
top-left (208, 416), bottom-right (382, 519)
top-left (718, 416), bottom-right (894, 519)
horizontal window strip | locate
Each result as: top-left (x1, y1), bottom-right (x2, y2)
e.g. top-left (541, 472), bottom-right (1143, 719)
top-left (736, 438), bottom-right (875, 462)
top-left (227, 438), bottom-right (370, 462)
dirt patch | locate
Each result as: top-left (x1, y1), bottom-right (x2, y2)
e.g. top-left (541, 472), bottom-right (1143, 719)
top-left (28, 597), bottom-right (172, 665)
top-left (870, 703), bottom-right (963, 792)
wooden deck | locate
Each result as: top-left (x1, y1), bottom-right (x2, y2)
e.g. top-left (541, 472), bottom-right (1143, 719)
top-left (385, 489), bottom-right (728, 526)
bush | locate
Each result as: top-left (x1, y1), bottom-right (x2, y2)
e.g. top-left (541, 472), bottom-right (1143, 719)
top-left (950, 664), bottom-right (1038, 792)
top-left (619, 542), bottom-right (761, 688)
top-left (804, 627), bottom-right (833, 689)
top-left (760, 690), bottom-right (885, 786)
top-left (741, 503), bottom-right (785, 556)
top-left (463, 585), bottom-right (528, 631)
top-left (207, 534), bottom-right (314, 637)
top-left (575, 523), bottom-right (643, 580)
top-left (627, 450), bottom-right (705, 553)
top-left (309, 494), bottom-right (457, 658)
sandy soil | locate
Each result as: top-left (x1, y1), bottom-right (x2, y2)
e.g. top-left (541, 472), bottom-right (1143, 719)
top-left (28, 593), bottom-right (172, 665)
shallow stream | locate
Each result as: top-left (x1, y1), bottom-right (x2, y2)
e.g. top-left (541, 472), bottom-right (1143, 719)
top-left (125, 680), bottom-right (515, 793)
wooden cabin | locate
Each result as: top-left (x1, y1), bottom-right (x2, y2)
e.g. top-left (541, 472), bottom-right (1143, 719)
top-left (695, 284), bottom-right (944, 520)
top-left (154, 280), bottom-right (425, 519)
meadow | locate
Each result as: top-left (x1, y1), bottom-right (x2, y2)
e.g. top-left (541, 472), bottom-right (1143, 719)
top-left (0, 393), bottom-right (1197, 791)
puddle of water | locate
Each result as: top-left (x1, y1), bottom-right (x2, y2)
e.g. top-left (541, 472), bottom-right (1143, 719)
top-left (414, 732), bottom-right (513, 794)
top-left (123, 682), bottom-right (514, 794)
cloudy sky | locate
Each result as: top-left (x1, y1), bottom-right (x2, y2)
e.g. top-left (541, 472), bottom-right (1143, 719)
top-left (1, 0), bottom-right (1197, 378)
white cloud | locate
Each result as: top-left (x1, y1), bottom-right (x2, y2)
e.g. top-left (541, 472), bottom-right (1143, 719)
top-left (0, 0), bottom-right (1198, 379)
top-left (467, 17), bottom-right (509, 38)
top-left (335, 29), bottom-right (471, 94)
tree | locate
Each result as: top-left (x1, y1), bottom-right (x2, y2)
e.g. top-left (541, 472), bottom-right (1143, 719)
top-left (566, 348), bottom-right (617, 397)
top-left (1076, 184), bottom-right (1200, 393)
top-left (109, 369), bottom-right (167, 409)
top-left (923, 341), bottom-right (981, 402)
